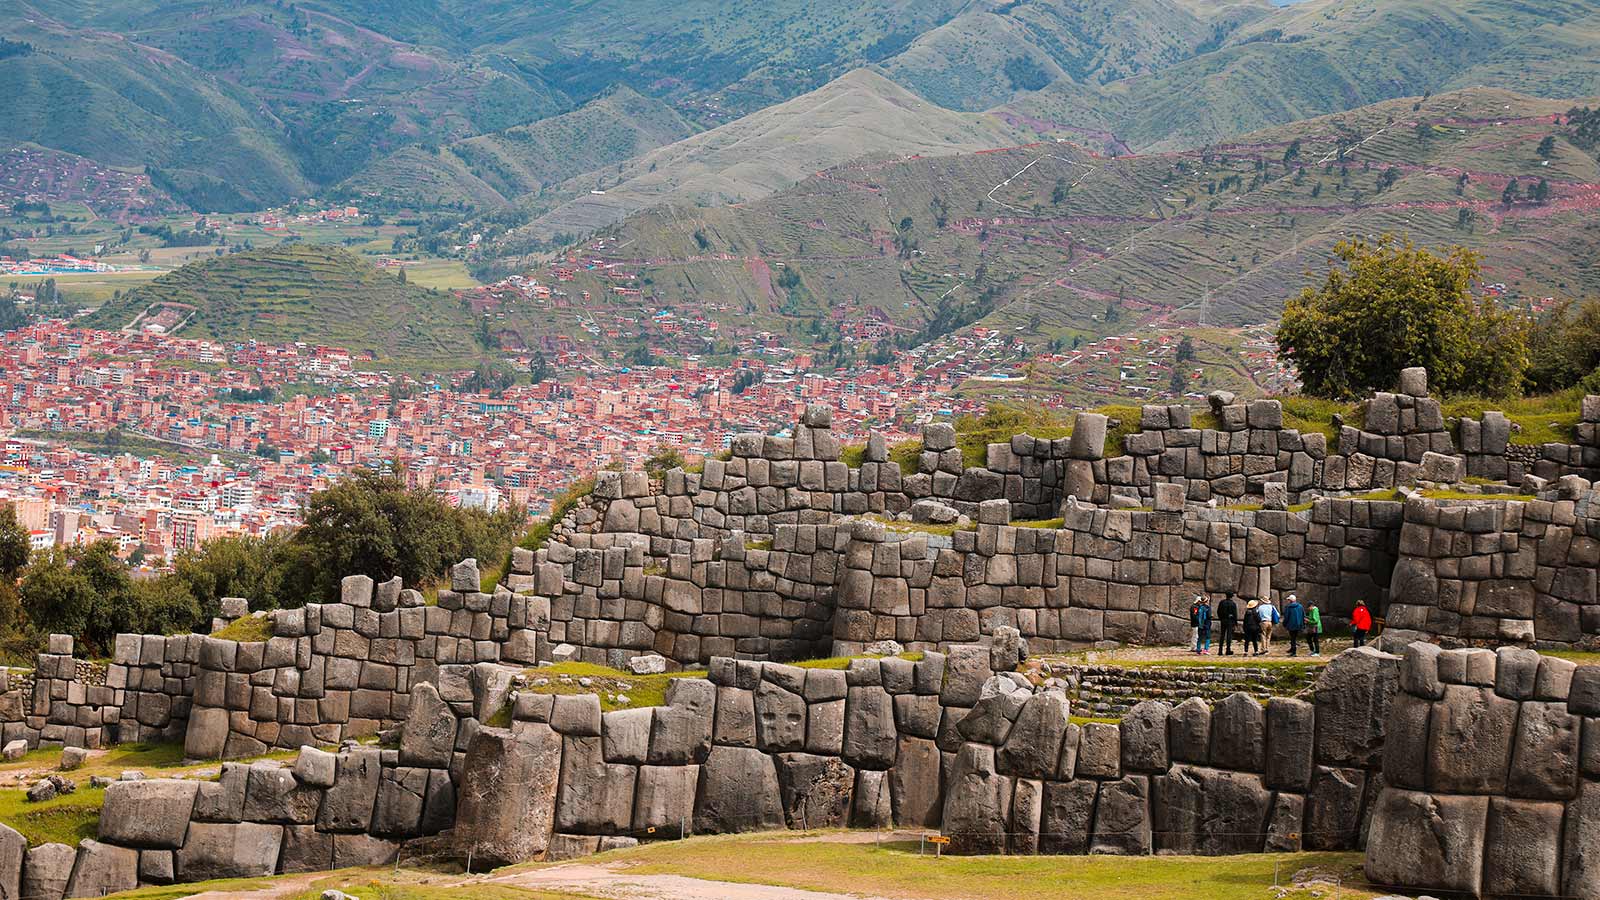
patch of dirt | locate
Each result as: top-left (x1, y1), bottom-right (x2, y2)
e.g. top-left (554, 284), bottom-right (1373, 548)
top-left (490, 862), bottom-right (901, 900)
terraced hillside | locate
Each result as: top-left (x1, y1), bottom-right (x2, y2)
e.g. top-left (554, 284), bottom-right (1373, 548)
top-left (516, 89), bottom-right (1600, 351)
top-left (82, 245), bottom-right (485, 368)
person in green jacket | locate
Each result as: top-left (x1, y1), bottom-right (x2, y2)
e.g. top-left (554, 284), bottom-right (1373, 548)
top-left (1306, 601), bottom-right (1323, 656)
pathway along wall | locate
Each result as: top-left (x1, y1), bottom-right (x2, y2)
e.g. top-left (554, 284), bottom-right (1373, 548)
top-left (14, 643), bottom-right (1598, 899)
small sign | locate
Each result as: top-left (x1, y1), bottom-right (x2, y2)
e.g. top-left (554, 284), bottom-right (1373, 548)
top-left (646, 827), bottom-right (656, 834)
top-left (927, 835), bottom-right (951, 845)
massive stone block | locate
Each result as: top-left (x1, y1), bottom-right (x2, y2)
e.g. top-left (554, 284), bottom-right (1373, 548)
top-left (1428, 686), bottom-right (1517, 795)
top-left (399, 681), bottom-right (457, 767)
top-left (1565, 780), bottom-right (1600, 900)
top-left (773, 753), bottom-right (854, 830)
top-left (1304, 766), bottom-right (1365, 851)
top-left (997, 691), bottom-right (1070, 780)
top-left (1364, 789), bottom-right (1488, 897)
top-left (97, 780), bottom-right (198, 849)
top-left (943, 744), bottom-right (1014, 855)
top-left (1482, 797), bottom-right (1564, 898)
top-left (891, 736), bottom-right (943, 827)
top-left (1120, 701), bottom-right (1171, 774)
top-left (174, 823), bottom-right (283, 882)
top-left (693, 746), bottom-right (785, 834)
top-left (22, 844), bottom-right (75, 900)
top-left (453, 725), bottom-right (562, 867)
top-left (1507, 700), bottom-right (1580, 801)
top-left (555, 736), bottom-right (638, 835)
top-left (1209, 693), bottom-right (1265, 773)
top-left (1313, 648), bottom-right (1399, 769)
top-left (319, 749), bottom-right (383, 833)
top-left (63, 840), bottom-right (138, 899)
top-left (1090, 776), bottom-right (1152, 856)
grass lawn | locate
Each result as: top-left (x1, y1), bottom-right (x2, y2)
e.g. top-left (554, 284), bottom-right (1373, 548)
top-left (590, 834), bottom-right (1378, 900)
top-left (1540, 650), bottom-right (1600, 666)
top-left (521, 662), bottom-right (705, 711)
top-left (0, 783), bottom-right (105, 846)
top-left (402, 259), bottom-right (482, 291)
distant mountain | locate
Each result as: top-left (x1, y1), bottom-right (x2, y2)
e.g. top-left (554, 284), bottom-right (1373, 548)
top-left (7, 0), bottom-right (1600, 219)
top-left (507, 88), bottom-right (1600, 353)
top-left (496, 70), bottom-right (1050, 249)
top-left (338, 87), bottom-right (699, 209)
top-left (83, 245), bottom-right (485, 367)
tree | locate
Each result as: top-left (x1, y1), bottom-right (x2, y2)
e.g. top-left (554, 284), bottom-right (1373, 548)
top-left (1526, 297), bottom-right (1600, 392)
top-left (1169, 368), bottom-right (1187, 396)
top-left (643, 446), bottom-right (685, 479)
top-left (1275, 235), bottom-right (1529, 398)
top-left (0, 506), bottom-right (27, 578)
top-left (1538, 135), bottom-right (1557, 159)
top-left (1532, 178), bottom-right (1551, 203)
top-left (1175, 335), bottom-right (1196, 364)
top-left (528, 351), bottom-right (551, 385)
top-left (1502, 179), bottom-right (1521, 205)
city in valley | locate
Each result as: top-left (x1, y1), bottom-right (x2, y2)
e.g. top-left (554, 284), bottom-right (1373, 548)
top-left (0, 313), bottom-right (1290, 563)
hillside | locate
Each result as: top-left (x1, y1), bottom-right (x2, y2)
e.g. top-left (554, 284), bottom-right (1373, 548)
top-left (498, 70), bottom-right (1050, 247)
top-left (0, 11), bottom-right (313, 209)
top-left (339, 87), bottom-right (699, 209)
top-left (82, 245), bottom-right (485, 367)
top-left (1013, 0), bottom-right (1600, 151)
top-left (494, 88), bottom-right (1600, 355)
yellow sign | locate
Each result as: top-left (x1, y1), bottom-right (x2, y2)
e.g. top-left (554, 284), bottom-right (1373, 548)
top-left (927, 835), bottom-right (951, 845)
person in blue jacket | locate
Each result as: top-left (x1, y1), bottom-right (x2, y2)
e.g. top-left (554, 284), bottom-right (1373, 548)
top-left (1191, 594), bottom-right (1213, 654)
top-left (1283, 593), bottom-right (1306, 657)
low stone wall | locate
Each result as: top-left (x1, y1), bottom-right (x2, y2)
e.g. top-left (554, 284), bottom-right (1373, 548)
top-left (1365, 643), bottom-right (1600, 899)
top-left (1385, 491), bottom-right (1600, 650)
top-left (1460, 396), bottom-right (1600, 485)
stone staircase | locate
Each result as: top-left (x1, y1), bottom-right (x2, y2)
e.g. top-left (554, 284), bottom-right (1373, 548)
top-left (1042, 661), bottom-right (1324, 717)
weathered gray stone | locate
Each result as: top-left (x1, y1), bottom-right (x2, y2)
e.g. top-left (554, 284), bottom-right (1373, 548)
top-left (843, 686), bottom-right (896, 768)
top-left (1564, 779), bottom-right (1600, 900)
top-left (1120, 700), bottom-right (1171, 773)
top-left (1304, 766), bottom-right (1365, 851)
top-left (1264, 792), bottom-right (1305, 852)
top-left (1208, 692), bottom-right (1264, 772)
top-left (1381, 692), bottom-right (1432, 792)
top-left (242, 764), bottom-right (321, 824)
top-left (22, 844), bottom-right (74, 900)
top-left (63, 840), bottom-right (138, 899)
top-left (632, 765), bottom-right (698, 833)
top-left (0, 825), bottom-right (20, 900)
top-left (1076, 722), bottom-right (1120, 779)
top-left (318, 749), bottom-right (383, 833)
top-left (1364, 788), bottom-right (1487, 897)
top-left (1039, 779), bottom-right (1096, 856)
top-left (175, 824), bottom-right (283, 882)
top-left (890, 737), bottom-right (943, 827)
top-left (1483, 797), bottom-right (1563, 897)
top-left (96, 780), bottom-right (198, 849)
top-left (943, 744), bottom-right (1013, 855)
top-left (693, 746), bottom-right (784, 833)
top-left (1167, 697), bottom-right (1210, 765)
top-left (755, 682), bottom-right (807, 753)
top-left (998, 691), bottom-right (1070, 779)
top-left (1428, 685), bottom-right (1517, 795)
top-left (649, 679), bottom-right (715, 764)
top-left (1090, 776), bottom-right (1151, 855)
top-left (1507, 700), bottom-right (1580, 801)
top-left (453, 725), bottom-right (562, 867)
top-left (774, 753), bottom-right (854, 830)
top-left (292, 746), bottom-right (337, 788)
top-left (555, 736), bottom-right (637, 834)
top-left (1265, 698), bottom-right (1314, 791)
top-left (1313, 647), bottom-right (1399, 768)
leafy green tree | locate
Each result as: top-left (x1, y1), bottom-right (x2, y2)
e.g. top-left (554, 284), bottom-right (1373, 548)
top-left (1275, 236), bottom-right (1529, 398)
top-left (643, 446), bottom-right (685, 479)
top-left (1526, 297), bottom-right (1600, 392)
top-left (0, 507), bottom-right (28, 578)
top-left (1538, 135), bottom-right (1557, 159)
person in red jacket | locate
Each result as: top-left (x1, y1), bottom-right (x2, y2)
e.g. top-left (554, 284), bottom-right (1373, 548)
top-left (1351, 599), bottom-right (1373, 648)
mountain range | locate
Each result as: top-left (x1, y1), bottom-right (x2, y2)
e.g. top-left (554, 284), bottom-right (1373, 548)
top-left (8, 0), bottom-right (1600, 214)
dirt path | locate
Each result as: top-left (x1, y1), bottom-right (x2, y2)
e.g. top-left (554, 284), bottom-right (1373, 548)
top-left (489, 862), bottom-right (902, 900)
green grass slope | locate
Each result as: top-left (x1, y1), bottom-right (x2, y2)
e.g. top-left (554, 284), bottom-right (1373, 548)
top-left (500, 69), bottom-right (1050, 246)
top-left (83, 245), bottom-right (486, 368)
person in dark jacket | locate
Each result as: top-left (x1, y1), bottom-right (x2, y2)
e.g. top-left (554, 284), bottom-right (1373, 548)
top-left (1190, 594), bottom-right (1213, 654)
top-left (1217, 593), bottom-right (1239, 656)
top-left (1242, 599), bottom-right (1262, 656)
top-left (1283, 593), bottom-right (1306, 657)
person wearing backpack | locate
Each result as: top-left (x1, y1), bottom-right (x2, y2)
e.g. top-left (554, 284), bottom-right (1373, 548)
top-left (1242, 599), bottom-right (1262, 656)
top-left (1189, 594), bottom-right (1212, 654)
top-left (1283, 594), bottom-right (1306, 657)
top-left (1306, 600), bottom-right (1323, 656)
top-left (1258, 598), bottom-right (1279, 655)
top-left (1217, 593), bottom-right (1239, 656)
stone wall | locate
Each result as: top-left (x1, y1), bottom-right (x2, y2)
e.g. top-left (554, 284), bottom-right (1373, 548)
top-left (829, 494), bottom-right (1401, 657)
top-left (1365, 643), bottom-right (1600, 899)
top-left (180, 569), bottom-right (547, 759)
top-left (1385, 490), bottom-right (1600, 650)
top-left (1461, 395), bottom-right (1600, 485)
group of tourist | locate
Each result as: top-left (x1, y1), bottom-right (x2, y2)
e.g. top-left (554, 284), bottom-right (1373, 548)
top-left (1187, 594), bottom-right (1373, 656)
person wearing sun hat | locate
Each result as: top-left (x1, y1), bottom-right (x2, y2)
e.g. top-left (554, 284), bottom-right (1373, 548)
top-left (1242, 598), bottom-right (1262, 656)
